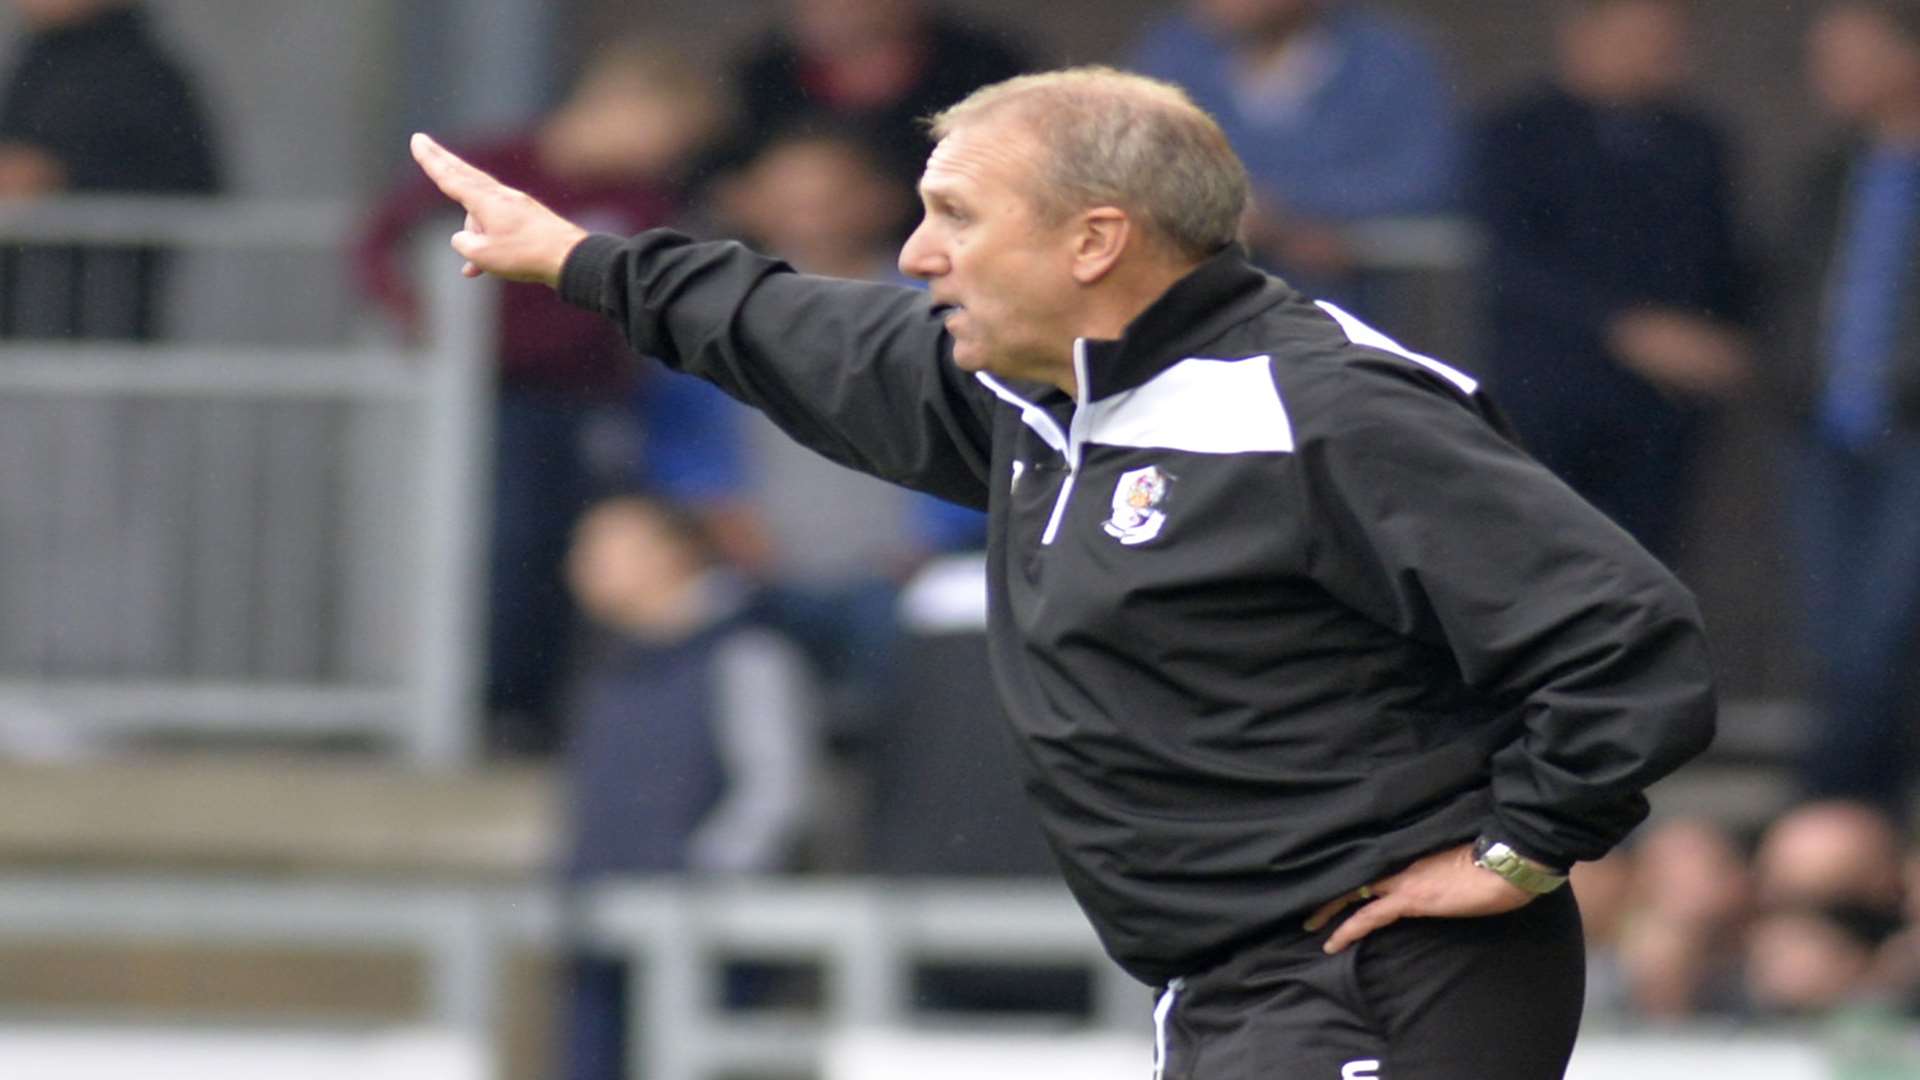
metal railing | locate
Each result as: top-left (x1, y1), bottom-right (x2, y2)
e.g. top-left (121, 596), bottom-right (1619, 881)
top-left (0, 873), bottom-right (1143, 1080)
top-left (0, 197), bottom-right (492, 763)
top-left (0, 872), bottom-right (1846, 1080)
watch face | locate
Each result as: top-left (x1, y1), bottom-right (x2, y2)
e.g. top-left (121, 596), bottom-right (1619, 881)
top-left (1473, 839), bottom-right (1566, 894)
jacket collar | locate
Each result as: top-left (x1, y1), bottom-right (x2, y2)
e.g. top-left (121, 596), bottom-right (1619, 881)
top-left (1076, 246), bottom-right (1286, 403)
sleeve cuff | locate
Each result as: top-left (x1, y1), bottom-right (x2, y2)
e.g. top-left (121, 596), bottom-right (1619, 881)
top-left (558, 232), bottom-right (628, 313)
top-left (1482, 815), bottom-right (1578, 873)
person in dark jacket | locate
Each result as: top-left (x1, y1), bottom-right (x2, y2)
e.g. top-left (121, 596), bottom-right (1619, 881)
top-left (723, 0), bottom-right (1031, 189)
top-left (1776, 0), bottom-right (1920, 814)
top-left (1473, 0), bottom-right (1750, 564)
top-left (410, 66), bottom-right (1716, 1079)
top-left (557, 493), bottom-right (815, 1080)
top-left (0, 0), bottom-right (220, 339)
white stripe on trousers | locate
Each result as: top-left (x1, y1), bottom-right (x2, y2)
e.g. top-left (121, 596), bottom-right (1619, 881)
top-left (1152, 976), bottom-right (1186, 1080)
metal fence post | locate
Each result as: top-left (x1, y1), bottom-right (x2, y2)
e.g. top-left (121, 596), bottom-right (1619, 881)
top-left (411, 252), bottom-right (495, 765)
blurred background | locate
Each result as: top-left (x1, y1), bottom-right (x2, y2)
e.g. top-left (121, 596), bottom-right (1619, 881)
top-left (1, 0), bottom-right (1918, 1077)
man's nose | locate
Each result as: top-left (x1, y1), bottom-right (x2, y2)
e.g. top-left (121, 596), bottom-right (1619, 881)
top-left (898, 220), bottom-right (944, 281)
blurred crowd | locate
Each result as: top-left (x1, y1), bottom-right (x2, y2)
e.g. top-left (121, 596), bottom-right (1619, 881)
top-left (1580, 802), bottom-right (1920, 1039)
top-left (9, 0), bottom-right (1920, 1067)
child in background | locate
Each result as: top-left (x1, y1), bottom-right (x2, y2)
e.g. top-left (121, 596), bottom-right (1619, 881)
top-left (557, 493), bottom-right (816, 1080)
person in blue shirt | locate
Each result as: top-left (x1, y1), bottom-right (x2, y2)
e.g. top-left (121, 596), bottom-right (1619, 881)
top-left (1130, 0), bottom-right (1462, 304)
top-left (1778, 0), bottom-right (1920, 814)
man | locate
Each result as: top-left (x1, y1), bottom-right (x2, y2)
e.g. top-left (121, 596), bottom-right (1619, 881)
top-left (1777, 0), bottom-right (1920, 815)
top-left (0, 0), bottom-right (221, 338)
top-left (1129, 0), bottom-right (1462, 304)
top-left (724, 0), bottom-right (1031, 190)
top-left (1474, 0), bottom-right (1750, 564)
top-left (411, 67), bottom-right (1716, 1078)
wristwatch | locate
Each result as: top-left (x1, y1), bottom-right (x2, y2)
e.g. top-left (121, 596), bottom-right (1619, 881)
top-left (1472, 836), bottom-right (1569, 895)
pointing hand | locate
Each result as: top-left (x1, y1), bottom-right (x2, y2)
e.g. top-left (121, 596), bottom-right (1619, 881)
top-left (408, 132), bottom-right (588, 287)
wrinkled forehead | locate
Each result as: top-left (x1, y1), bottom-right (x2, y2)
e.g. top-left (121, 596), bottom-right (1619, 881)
top-left (918, 113), bottom-right (1049, 202)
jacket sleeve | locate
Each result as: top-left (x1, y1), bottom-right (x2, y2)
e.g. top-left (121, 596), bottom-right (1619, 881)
top-left (560, 231), bottom-right (995, 510)
top-left (1290, 357), bottom-right (1718, 868)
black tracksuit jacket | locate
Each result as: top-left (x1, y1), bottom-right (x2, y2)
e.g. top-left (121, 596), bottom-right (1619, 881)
top-left (561, 233), bottom-right (1718, 986)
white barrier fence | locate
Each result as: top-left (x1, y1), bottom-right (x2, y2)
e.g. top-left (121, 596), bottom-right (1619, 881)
top-left (0, 198), bottom-right (491, 764)
top-left (0, 1026), bottom-right (485, 1080)
top-left (0, 874), bottom-right (1854, 1080)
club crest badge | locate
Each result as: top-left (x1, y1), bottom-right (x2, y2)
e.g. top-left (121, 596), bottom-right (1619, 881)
top-left (1104, 465), bottom-right (1172, 545)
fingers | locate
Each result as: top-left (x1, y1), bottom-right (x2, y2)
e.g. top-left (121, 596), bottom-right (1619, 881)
top-left (1303, 886), bottom-right (1371, 933)
top-left (409, 132), bottom-right (505, 207)
top-left (1323, 892), bottom-right (1404, 955)
top-left (456, 212), bottom-right (484, 276)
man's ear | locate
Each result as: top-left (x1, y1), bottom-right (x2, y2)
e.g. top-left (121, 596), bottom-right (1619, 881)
top-left (1071, 207), bottom-right (1131, 285)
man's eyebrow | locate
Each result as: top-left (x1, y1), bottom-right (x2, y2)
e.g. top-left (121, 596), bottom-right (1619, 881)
top-left (919, 186), bottom-right (964, 212)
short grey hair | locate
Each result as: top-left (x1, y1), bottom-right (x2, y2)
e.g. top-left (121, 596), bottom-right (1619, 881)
top-left (927, 67), bottom-right (1250, 262)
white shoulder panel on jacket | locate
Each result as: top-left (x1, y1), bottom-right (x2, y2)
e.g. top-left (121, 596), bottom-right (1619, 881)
top-left (1082, 355), bottom-right (1295, 454)
top-left (1315, 300), bottom-right (1479, 396)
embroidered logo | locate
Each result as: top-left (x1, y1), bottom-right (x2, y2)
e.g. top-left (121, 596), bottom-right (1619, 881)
top-left (1341, 1062), bottom-right (1381, 1080)
top-left (1103, 465), bottom-right (1172, 545)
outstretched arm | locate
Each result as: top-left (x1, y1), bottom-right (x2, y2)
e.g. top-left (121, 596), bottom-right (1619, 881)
top-left (408, 132), bottom-right (587, 285)
top-left (407, 133), bottom-right (996, 510)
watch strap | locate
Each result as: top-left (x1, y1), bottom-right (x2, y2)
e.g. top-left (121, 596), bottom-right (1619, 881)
top-left (1472, 836), bottom-right (1569, 895)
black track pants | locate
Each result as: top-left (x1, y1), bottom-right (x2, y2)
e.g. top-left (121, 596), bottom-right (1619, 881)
top-left (1151, 888), bottom-right (1585, 1080)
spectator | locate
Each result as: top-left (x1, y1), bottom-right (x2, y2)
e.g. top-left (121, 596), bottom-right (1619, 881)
top-left (357, 40), bottom-right (764, 756)
top-left (724, 0), bottom-right (1032, 191)
top-left (720, 125), bottom-right (988, 814)
top-left (1777, 0), bottom-right (1920, 812)
top-left (556, 494), bottom-right (816, 1080)
top-left (1130, 0), bottom-right (1463, 303)
top-left (1747, 801), bottom-right (1912, 1016)
top-left (724, 123), bottom-right (914, 284)
top-left (1472, 0), bottom-right (1750, 564)
top-left (1570, 849), bottom-right (1637, 1022)
top-left (0, 0), bottom-right (221, 339)
top-left (725, 123), bottom-right (988, 559)
top-left (1612, 818), bottom-right (1751, 1019)
top-left (722, 126), bottom-right (1044, 906)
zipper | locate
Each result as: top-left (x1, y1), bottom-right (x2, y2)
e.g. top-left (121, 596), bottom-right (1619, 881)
top-left (1039, 339), bottom-right (1094, 546)
top-left (976, 339), bottom-right (1093, 547)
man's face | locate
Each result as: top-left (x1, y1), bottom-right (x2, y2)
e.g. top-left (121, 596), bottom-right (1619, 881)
top-left (1561, 0), bottom-right (1690, 102)
top-left (1809, 6), bottom-right (1920, 122)
top-left (1192, 0), bottom-right (1318, 40)
top-left (10, 0), bottom-right (115, 27)
top-left (898, 116), bottom-right (1084, 383)
top-left (791, 0), bottom-right (921, 56)
top-left (743, 138), bottom-right (906, 267)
